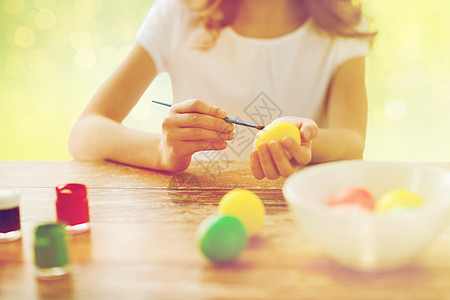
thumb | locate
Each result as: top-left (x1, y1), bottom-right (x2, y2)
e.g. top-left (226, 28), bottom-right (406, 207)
top-left (298, 119), bottom-right (318, 142)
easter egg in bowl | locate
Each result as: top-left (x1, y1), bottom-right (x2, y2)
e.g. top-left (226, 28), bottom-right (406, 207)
top-left (254, 122), bottom-right (300, 150)
top-left (283, 160), bottom-right (450, 272)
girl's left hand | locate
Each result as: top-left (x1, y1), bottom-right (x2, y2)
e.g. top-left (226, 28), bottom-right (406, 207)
top-left (250, 117), bottom-right (319, 180)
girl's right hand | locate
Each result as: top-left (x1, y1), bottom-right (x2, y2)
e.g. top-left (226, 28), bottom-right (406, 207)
top-left (158, 99), bottom-right (235, 172)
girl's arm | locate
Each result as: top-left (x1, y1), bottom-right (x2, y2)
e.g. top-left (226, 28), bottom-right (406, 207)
top-left (68, 44), bottom-right (233, 172)
top-left (250, 56), bottom-right (368, 180)
top-left (311, 56), bottom-right (368, 162)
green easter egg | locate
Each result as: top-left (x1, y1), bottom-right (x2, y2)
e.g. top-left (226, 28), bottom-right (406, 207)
top-left (197, 215), bottom-right (247, 263)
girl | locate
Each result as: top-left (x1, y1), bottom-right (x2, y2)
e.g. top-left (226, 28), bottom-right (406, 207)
top-left (68, 0), bottom-right (375, 179)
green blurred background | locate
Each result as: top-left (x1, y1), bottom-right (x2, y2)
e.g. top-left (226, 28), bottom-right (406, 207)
top-left (1, 0), bottom-right (449, 162)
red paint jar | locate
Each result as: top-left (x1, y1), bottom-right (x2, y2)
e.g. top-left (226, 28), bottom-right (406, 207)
top-left (56, 184), bottom-right (90, 234)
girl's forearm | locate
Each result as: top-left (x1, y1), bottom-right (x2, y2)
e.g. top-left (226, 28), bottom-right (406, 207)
top-left (68, 114), bottom-right (163, 170)
top-left (311, 128), bottom-right (365, 163)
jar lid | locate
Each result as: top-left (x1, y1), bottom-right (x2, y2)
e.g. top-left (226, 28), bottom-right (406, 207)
top-left (56, 183), bottom-right (87, 202)
top-left (34, 223), bottom-right (69, 268)
top-left (35, 222), bottom-right (66, 239)
top-left (55, 183), bottom-right (90, 226)
top-left (0, 188), bottom-right (20, 210)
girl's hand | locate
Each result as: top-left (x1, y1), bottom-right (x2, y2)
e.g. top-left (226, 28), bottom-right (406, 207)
top-left (159, 99), bottom-right (234, 172)
top-left (250, 117), bottom-right (318, 180)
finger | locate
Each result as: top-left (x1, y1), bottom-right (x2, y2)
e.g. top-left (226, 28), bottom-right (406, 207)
top-left (282, 137), bottom-right (312, 166)
top-left (298, 119), bottom-right (318, 142)
top-left (270, 117), bottom-right (318, 142)
top-left (171, 99), bottom-right (228, 119)
top-left (163, 113), bottom-right (234, 133)
top-left (173, 140), bottom-right (228, 156)
top-left (174, 113), bottom-right (234, 133)
top-left (268, 141), bottom-right (295, 177)
top-left (168, 127), bottom-right (234, 141)
top-left (283, 147), bottom-right (293, 160)
top-left (257, 143), bottom-right (280, 180)
top-left (250, 151), bottom-right (265, 180)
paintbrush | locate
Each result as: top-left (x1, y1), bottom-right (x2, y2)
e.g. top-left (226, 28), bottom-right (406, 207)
top-left (151, 100), bottom-right (265, 130)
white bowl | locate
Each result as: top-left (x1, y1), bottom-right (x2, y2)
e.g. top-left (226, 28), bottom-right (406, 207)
top-left (283, 160), bottom-right (450, 272)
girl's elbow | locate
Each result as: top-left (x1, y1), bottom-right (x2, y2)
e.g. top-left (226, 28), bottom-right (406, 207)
top-left (353, 134), bottom-right (366, 159)
top-left (343, 129), bottom-right (365, 160)
top-left (68, 125), bottom-right (84, 160)
top-left (68, 120), bottom-right (93, 160)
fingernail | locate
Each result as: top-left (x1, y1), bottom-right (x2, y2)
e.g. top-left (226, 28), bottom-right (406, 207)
top-left (218, 141), bottom-right (227, 149)
top-left (219, 109), bottom-right (228, 118)
top-left (225, 123), bottom-right (234, 132)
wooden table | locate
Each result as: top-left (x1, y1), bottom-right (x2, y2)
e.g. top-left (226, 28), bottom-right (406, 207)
top-left (1, 161), bottom-right (450, 299)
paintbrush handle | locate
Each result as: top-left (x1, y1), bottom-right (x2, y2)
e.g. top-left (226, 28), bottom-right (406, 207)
top-left (223, 117), bottom-right (256, 129)
top-left (151, 100), bottom-right (172, 108)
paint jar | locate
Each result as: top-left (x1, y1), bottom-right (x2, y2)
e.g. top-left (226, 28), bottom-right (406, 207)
top-left (56, 183), bottom-right (90, 234)
top-left (0, 188), bottom-right (21, 243)
top-left (34, 223), bottom-right (69, 280)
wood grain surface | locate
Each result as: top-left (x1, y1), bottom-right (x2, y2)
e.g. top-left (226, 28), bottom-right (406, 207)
top-left (0, 161), bottom-right (449, 300)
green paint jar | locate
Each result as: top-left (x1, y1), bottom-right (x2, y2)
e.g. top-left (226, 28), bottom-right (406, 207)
top-left (34, 223), bottom-right (69, 280)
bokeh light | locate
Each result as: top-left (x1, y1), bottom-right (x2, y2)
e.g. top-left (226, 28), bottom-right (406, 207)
top-left (35, 9), bottom-right (57, 30)
top-left (3, 0), bottom-right (25, 15)
top-left (384, 100), bottom-right (407, 121)
top-left (14, 26), bottom-right (35, 47)
top-left (0, 0), bottom-right (449, 162)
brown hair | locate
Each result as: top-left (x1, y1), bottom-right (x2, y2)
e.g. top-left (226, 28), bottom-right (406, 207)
top-left (183, 0), bottom-right (376, 48)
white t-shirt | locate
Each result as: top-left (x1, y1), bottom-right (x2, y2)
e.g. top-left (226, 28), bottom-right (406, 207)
top-left (136, 0), bottom-right (369, 162)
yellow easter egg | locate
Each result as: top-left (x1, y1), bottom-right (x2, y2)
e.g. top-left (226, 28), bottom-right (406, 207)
top-left (254, 122), bottom-right (301, 150)
top-left (376, 189), bottom-right (424, 212)
top-left (218, 189), bottom-right (265, 236)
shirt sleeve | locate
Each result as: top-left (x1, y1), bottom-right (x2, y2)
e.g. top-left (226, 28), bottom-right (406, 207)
top-left (333, 18), bottom-right (371, 65)
top-left (135, 0), bottom-right (188, 74)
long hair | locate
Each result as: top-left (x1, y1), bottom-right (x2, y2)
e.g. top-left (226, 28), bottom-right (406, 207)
top-left (182, 0), bottom-right (376, 48)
